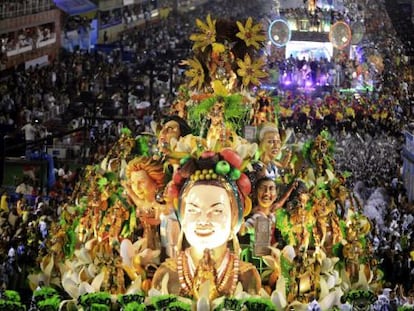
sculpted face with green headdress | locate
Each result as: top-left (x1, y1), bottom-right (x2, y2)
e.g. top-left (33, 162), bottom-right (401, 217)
top-left (152, 151), bottom-right (261, 300)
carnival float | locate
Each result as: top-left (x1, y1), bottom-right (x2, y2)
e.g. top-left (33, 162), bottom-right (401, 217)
top-left (21, 14), bottom-right (384, 311)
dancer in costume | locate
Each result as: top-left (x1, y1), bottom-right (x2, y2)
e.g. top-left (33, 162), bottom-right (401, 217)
top-left (242, 177), bottom-right (296, 256)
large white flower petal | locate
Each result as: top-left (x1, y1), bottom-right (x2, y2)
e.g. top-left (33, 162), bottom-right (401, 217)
top-left (324, 273), bottom-right (336, 290)
top-left (78, 266), bottom-right (90, 282)
top-left (288, 300), bottom-right (309, 311)
top-left (50, 277), bottom-right (61, 287)
top-left (234, 282), bottom-right (249, 300)
top-left (40, 255), bottom-right (54, 282)
top-left (79, 282), bottom-right (95, 296)
top-left (319, 277), bottom-right (330, 300)
top-left (271, 291), bottom-right (287, 310)
top-left (147, 287), bottom-right (161, 297)
top-left (58, 261), bottom-right (73, 277)
top-left (268, 246), bottom-right (281, 258)
top-left (281, 245), bottom-right (296, 262)
top-left (62, 270), bottom-right (80, 286)
top-left (126, 276), bottom-right (142, 294)
top-left (62, 277), bottom-right (80, 299)
top-left (271, 276), bottom-right (287, 310)
top-left (85, 238), bottom-right (98, 250)
top-left (120, 239), bottom-right (134, 266)
top-left (59, 299), bottom-right (77, 311)
top-left (262, 256), bottom-right (277, 270)
top-left (332, 270), bottom-right (341, 285)
top-left (198, 280), bottom-right (212, 302)
top-left (140, 249), bottom-right (161, 266)
top-left (74, 248), bottom-right (92, 267)
top-left (87, 263), bottom-right (98, 278)
top-left (161, 273), bottom-right (170, 295)
top-left (321, 257), bottom-right (336, 273)
top-left (319, 287), bottom-right (343, 311)
top-left (258, 288), bottom-right (270, 298)
top-left (197, 297), bottom-right (210, 311)
top-left (133, 237), bottom-right (148, 252)
top-left (91, 271), bottom-right (105, 292)
top-left (27, 273), bottom-right (45, 291)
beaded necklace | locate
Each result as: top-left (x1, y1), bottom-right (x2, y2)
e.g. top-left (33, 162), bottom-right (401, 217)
top-left (177, 249), bottom-right (240, 297)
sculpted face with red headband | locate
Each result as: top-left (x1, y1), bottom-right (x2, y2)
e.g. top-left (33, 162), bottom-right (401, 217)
top-left (152, 149), bottom-right (261, 301)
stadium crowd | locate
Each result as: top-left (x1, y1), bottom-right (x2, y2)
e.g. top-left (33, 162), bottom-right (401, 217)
top-left (0, 0), bottom-right (413, 308)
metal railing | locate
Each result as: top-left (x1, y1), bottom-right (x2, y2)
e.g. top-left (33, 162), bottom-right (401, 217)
top-left (0, 0), bottom-right (55, 20)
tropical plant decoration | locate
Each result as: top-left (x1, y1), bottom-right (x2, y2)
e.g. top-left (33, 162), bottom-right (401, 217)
top-left (187, 94), bottom-right (250, 136)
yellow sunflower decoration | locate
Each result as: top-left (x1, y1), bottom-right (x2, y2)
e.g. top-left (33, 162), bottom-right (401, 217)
top-left (345, 107), bottom-right (355, 118)
top-left (236, 54), bottom-right (268, 87)
top-left (211, 79), bottom-right (229, 97)
top-left (335, 111), bottom-right (344, 121)
top-left (189, 14), bottom-right (217, 52)
top-left (279, 106), bottom-right (294, 118)
top-left (301, 105), bottom-right (311, 116)
top-left (182, 57), bottom-right (205, 90)
top-left (236, 17), bottom-right (266, 49)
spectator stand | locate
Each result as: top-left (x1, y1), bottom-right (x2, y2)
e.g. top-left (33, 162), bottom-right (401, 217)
top-left (402, 130), bottom-right (414, 203)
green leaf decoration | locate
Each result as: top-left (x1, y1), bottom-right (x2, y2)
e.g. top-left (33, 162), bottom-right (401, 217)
top-left (64, 219), bottom-right (79, 257)
top-left (137, 136), bottom-right (151, 156)
top-left (168, 301), bottom-right (192, 311)
top-left (188, 96), bottom-right (216, 132)
top-left (241, 297), bottom-right (276, 311)
top-left (0, 300), bottom-right (25, 311)
top-left (223, 94), bottom-right (249, 134)
top-left (118, 293), bottom-right (146, 306)
top-left (359, 236), bottom-right (367, 249)
top-left (272, 96), bottom-right (280, 119)
top-left (301, 140), bottom-right (313, 161)
top-left (108, 193), bottom-right (118, 206)
top-left (97, 177), bottom-right (108, 191)
top-left (105, 172), bottom-right (117, 182)
top-left (343, 290), bottom-right (377, 304)
top-left (33, 287), bottom-right (58, 302)
top-left (3, 290), bottom-right (21, 303)
top-left (214, 297), bottom-right (242, 311)
top-left (280, 255), bottom-right (293, 293)
top-left (90, 304), bottom-right (110, 311)
top-left (121, 127), bottom-right (132, 136)
top-left (124, 302), bottom-right (147, 311)
top-left (332, 243), bottom-right (344, 258)
top-left (187, 94), bottom-right (249, 136)
top-left (223, 94), bottom-right (244, 118)
top-left (151, 294), bottom-right (177, 309)
top-left (37, 295), bottom-right (61, 311)
top-left (339, 220), bottom-right (347, 238)
top-left (275, 208), bottom-right (293, 243)
top-left (78, 292), bottom-right (111, 307)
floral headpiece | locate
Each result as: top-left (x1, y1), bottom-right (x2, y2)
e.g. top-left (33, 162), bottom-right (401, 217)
top-left (258, 122), bottom-right (280, 142)
top-left (164, 148), bottom-right (252, 228)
